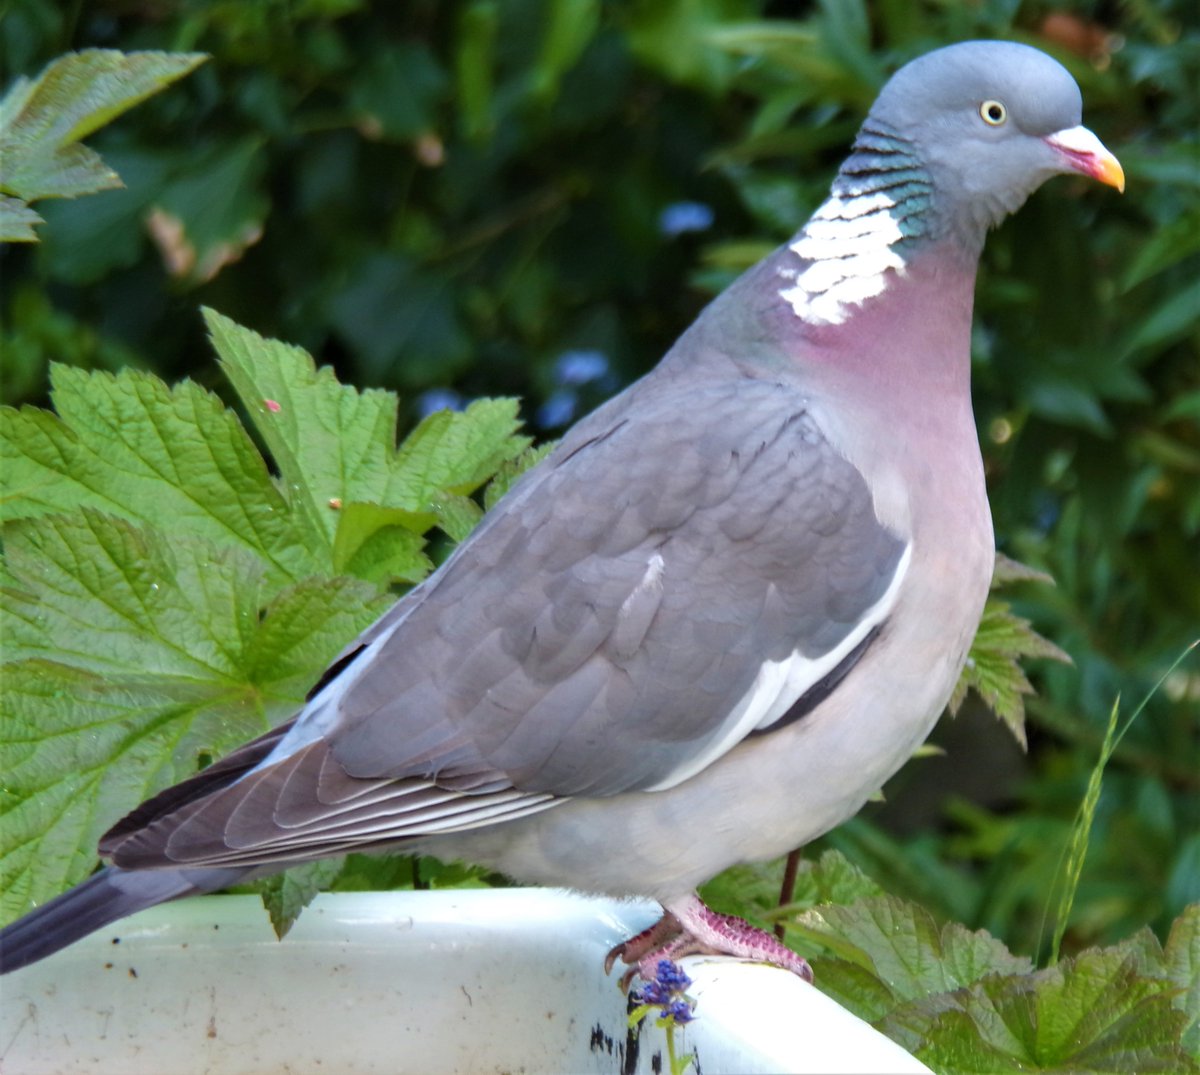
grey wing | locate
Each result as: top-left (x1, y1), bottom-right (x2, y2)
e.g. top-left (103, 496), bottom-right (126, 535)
top-left (103, 373), bottom-right (906, 870)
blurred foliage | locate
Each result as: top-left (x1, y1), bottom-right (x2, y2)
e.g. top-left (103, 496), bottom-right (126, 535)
top-left (1, 0), bottom-right (1197, 964)
top-left (0, 47), bottom-right (206, 238)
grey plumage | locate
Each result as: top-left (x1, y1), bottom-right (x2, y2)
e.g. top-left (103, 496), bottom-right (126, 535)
top-left (0, 39), bottom-right (1123, 977)
top-left (102, 377), bottom-right (903, 869)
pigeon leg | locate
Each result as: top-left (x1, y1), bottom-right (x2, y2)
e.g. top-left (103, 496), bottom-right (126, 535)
top-left (604, 909), bottom-right (684, 986)
top-left (607, 893), bottom-right (813, 990)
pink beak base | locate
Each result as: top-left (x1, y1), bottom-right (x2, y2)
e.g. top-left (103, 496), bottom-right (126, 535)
top-left (1044, 125), bottom-right (1125, 192)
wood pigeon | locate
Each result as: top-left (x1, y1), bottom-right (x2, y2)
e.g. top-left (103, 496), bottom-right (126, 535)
top-left (0, 40), bottom-right (1123, 979)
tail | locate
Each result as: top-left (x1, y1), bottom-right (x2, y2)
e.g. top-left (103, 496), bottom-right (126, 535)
top-left (0, 865), bottom-right (248, 974)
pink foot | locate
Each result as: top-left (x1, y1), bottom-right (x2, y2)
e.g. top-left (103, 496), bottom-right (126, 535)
top-left (605, 893), bottom-right (813, 991)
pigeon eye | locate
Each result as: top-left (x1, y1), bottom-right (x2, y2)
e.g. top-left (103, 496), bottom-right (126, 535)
top-left (979, 100), bottom-right (1007, 126)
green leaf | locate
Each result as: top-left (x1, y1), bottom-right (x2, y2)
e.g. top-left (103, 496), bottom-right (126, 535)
top-left (0, 49), bottom-right (206, 237)
top-left (346, 42), bottom-right (447, 141)
top-left (0, 364), bottom-right (319, 587)
top-left (784, 848), bottom-right (885, 911)
top-left (150, 138), bottom-right (268, 285)
top-left (3, 510), bottom-right (262, 681)
top-left (0, 310), bottom-right (539, 927)
top-left (484, 441), bottom-right (556, 510)
top-left (707, 21), bottom-right (820, 62)
top-left (385, 397), bottom-right (530, 506)
top-left (531, 0), bottom-right (601, 101)
top-left (1121, 210), bottom-right (1200, 291)
top-left (894, 949), bottom-right (1197, 1074)
top-left (1121, 276), bottom-right (1200, 358)
top-left (1, 659), bottom-right (234, 919)
top-left (207, 307), bottom-right (404, 553)
top-left (241, 573), bottom-right (394, 699)
top-left (34, 145), bottom-right (175, 283)
top-left (0, 510), bottom-right (389, 919)
top-left (254, 859), bottom-right (345, 939)
top-left (627, 0), bottom-right (764, 93)
top-left (783, 882), bottom-right (1199, 1074)
top-left (332, 503), bottom-right (433, 585)
top-left (206, 308), bottom-right (529, 562)
top-left (790, 894), bottom-right (1033, 1003)
top-left (326, 253), bottom-right (473, 385)
top-left (992, 551), bottom-right (1054, 587)
top-left (1163, 905), bottom-right (1200, 1059)
top-left (0, 193), bottom-right (43, 241)
top-left (431, 491), bottom-right (483, 543)
top-left (953, 591), bottom-right (1071, 748)
top-left (455, 1), bottom-right (499, 140)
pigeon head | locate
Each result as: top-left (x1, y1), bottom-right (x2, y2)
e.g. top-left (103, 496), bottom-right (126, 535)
top-left (778, 40), bottom-right (1123, 326)
top-left (865, 40), bottom-right (1124, 245)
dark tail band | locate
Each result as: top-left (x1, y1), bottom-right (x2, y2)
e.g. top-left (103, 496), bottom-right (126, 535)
top-left (0, 865), bottom-right (247, 974)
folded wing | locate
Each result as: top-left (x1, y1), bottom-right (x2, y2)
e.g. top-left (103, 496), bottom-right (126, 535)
top-left (103, 373), bottom-right (907, 870)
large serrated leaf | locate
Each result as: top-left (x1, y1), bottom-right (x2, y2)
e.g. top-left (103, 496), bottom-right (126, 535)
top-left (0, 510), bottom-right (389, 921)
top-left (331, 503), bottom-right (433, 585)
top-left (206, 307), bottom-right (530, 563)
top-left (793, 894), bottom-right (1033, 1001)
top-left (242, 574), bottom-right (393, 698)
top-left (207, 307), bottom-right (401, 551)
top-left (862, 930), bottom-right (1200, 1075)
top-left (902, 950), bottom-right (1198, 1074)
top-left (1, 364), bottom-right (318, 586)
top-left (776, 862), bottom-right (1199, 1073)
top-left (2, 510), bottom-right (264, 681)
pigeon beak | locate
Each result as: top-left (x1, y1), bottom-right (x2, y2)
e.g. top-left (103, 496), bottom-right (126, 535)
top-left (1043, 125), bottom-right (1125, 192)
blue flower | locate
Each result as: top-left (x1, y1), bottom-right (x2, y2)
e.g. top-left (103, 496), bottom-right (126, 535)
top-left (537, 389), bottom-right (578, 429)
top-left (416, 388), bottom-right (464, 417)
top-left (658, 201), bottom-right (714, 236)
top-left (553, 350), bottom-right (610, 387)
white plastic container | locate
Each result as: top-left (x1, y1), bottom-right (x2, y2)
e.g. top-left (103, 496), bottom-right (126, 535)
top-left (0, 889), bottom-right (931, 1074)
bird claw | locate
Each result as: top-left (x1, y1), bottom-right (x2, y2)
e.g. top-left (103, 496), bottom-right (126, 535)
top-left (605, 894), bottom-right (813, 991)
top-left (604, 909), bottom-right (685, 987)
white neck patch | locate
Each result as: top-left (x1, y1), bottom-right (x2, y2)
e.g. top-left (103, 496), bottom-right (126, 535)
top-left (778, 190), bottom-right (907, 325)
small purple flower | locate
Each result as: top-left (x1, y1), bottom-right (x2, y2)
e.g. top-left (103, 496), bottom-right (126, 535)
top-left (416, 388), bottom-right (464, 417)
top-left (635, 981), bottom-right (669, 1006)
top-left (666, 999), bottom-right (695, 1025)
top-left (658, 201), bottom-right (714, 237)
top-left (654, 959), bottom-right (692, 992)
top-left (634, 959), bottom-right (696, 1026)
top-left (554, 349), bottom-right (610, 387)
